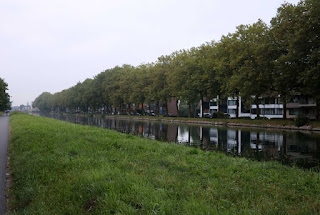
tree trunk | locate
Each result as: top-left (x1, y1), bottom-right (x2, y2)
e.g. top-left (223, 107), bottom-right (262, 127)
top-left (157, 101), bottom-right (160, 116)
top-left (316, 102), bottom-right (319, 121)
top-left (128, 103), bottom-right (131, 114)
top-left (122, 103), bottom-right (125, 115)
top-left (188, 102), bottom-right (191, 118)
top-left (255, 96), bottom-right (260, 119)
top-left (166, 101), bottom-right (169, 116)
top-left (201, 97), bottom-right (204, 118)
top-left (282, 96), bottom-right (287, 120)
top-left (176, 99), bottom-right (179, 117)
top-left (141, 103), bottom-right (145, 115)
top-left (236, 96), bottom-right (239, 118)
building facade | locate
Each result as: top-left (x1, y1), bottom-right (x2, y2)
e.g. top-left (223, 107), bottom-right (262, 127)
top-left (201, 95), bottom-right (317, 119)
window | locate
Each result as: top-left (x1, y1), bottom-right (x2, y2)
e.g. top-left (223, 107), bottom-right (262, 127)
top-left (228, 109), bottom-right (236, 114)
top-left (289, 108), bottom-right (301, 115)
top-left (263, 109), bottom-right (275, 115)
top-left (210, 101), bottom-right (217, 106)
top-left (251, 109), bottom-right (262, 114)
top-left (275, 108), bottom-right (283, 115)
top-left (228, 100), bottom-right (237, 106)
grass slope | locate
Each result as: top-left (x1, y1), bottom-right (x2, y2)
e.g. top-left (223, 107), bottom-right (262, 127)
top-left (8, 113), bottom-right (320, 214)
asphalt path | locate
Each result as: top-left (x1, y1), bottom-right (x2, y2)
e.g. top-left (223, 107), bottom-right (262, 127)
top-left (0, 116), bottom-right (9, 215)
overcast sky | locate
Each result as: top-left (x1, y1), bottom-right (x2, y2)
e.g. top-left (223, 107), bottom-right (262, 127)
top-left (1, 0), bottom-right (300, 106)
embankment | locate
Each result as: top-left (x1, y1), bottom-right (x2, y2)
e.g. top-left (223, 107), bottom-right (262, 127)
top-left (8, 112), bottom-right (320, 214)
top-left (103, 115), bottom-right (320, 132)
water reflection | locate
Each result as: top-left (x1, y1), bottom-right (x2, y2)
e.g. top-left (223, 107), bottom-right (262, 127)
top-left (40, 113), bottom-right (320, 169)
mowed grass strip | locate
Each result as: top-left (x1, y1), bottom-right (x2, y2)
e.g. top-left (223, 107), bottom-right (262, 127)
top-left (8, 113), bottom-right (320, 214)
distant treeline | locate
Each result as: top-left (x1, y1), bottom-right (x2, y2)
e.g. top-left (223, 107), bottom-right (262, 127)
top-left (33, 0), bottom-right (320, 120)
top-left (0, 78), bottom-right (10, 111)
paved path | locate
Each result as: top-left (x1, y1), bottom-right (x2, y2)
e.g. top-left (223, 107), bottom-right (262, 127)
top-left (0, 116), bottom-right (9, 215)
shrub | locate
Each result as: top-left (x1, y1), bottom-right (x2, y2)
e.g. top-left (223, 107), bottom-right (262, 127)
top-left (294, 114), bottom-right (309, 127)
top-left (178, 105), bottom-right (189, 117)
top-left (255, 116), bottom-right (269, 120)
top-left (238, 116), bottom-right (252, 120)
top-left (212, 111), bottom-right (229, 119)
top-left (136, 109), bottom-right (142, 114)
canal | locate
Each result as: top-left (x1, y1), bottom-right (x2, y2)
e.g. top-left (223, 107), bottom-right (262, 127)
top-left (38, 113), bottom-right (320, 169)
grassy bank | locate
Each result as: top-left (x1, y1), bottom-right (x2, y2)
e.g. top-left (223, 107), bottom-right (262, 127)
top-left (105, 114), bottom-right (295, 125)
top-left (99, 114), bottom-right (320, 130)
top-left (9, 113), bottom-right (320, 214)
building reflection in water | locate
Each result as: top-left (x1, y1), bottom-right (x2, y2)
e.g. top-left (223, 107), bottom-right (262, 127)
top-left (41, 113), bottom-right (320, 169)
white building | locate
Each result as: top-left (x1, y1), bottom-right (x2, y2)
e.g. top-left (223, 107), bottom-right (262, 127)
top-left (201, 95), bottom-right (316, 119)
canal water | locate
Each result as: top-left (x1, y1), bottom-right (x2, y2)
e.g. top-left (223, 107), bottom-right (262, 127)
top-left (38, 113), bottom-right (320, 169)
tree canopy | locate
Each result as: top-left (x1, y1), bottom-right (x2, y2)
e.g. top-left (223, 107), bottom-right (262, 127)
top-left (0, 78), bottom-right (10, 111)
top-left (33, 0), bottom-right (320, 120)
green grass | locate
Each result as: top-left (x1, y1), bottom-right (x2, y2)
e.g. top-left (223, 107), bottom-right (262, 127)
top-left (8, 112), bottom-right (320, 214)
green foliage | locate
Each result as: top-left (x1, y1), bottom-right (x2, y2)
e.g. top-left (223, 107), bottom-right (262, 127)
top-left (294, 114), bottom-right (309, 127)
top-left (255, 116), bottom-right (269, 120)
top-left (270, 0), bottom-right (320, 120)
top-left (177, 104), bottom-right (189, 117)
top-left (212, 111), bottom-right (229, 119)
top-left (168, 50), bottom-right (200, 108)
top-left (8, 113), bottom-right (320, 214)
top-left (32, 92), bottom-right (52, 112)
top-left (0, 78), bottom-right (10, 111)
top-left (129, 65), bottom-right (149, 108)
top-left (270, 2), bottom-right (300, 96)
top-left (32, 0), bottom-right (320, 120)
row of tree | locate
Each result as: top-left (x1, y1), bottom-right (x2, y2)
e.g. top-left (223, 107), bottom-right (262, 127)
top-left (33, 0), bottom-right (320, 120)
top-left (0, 78), bottom-right (10, 111)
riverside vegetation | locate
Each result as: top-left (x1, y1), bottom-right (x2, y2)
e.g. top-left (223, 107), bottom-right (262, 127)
top-left (0, 78), bottom-right (10, 112)
top-left (8, 112), bottom-right (320, 214)
top-left (101, 114), bottom-right (320, 129)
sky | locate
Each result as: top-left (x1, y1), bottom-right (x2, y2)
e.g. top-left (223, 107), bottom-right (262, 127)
top-left (0, 0), bottom-right (300, 106)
